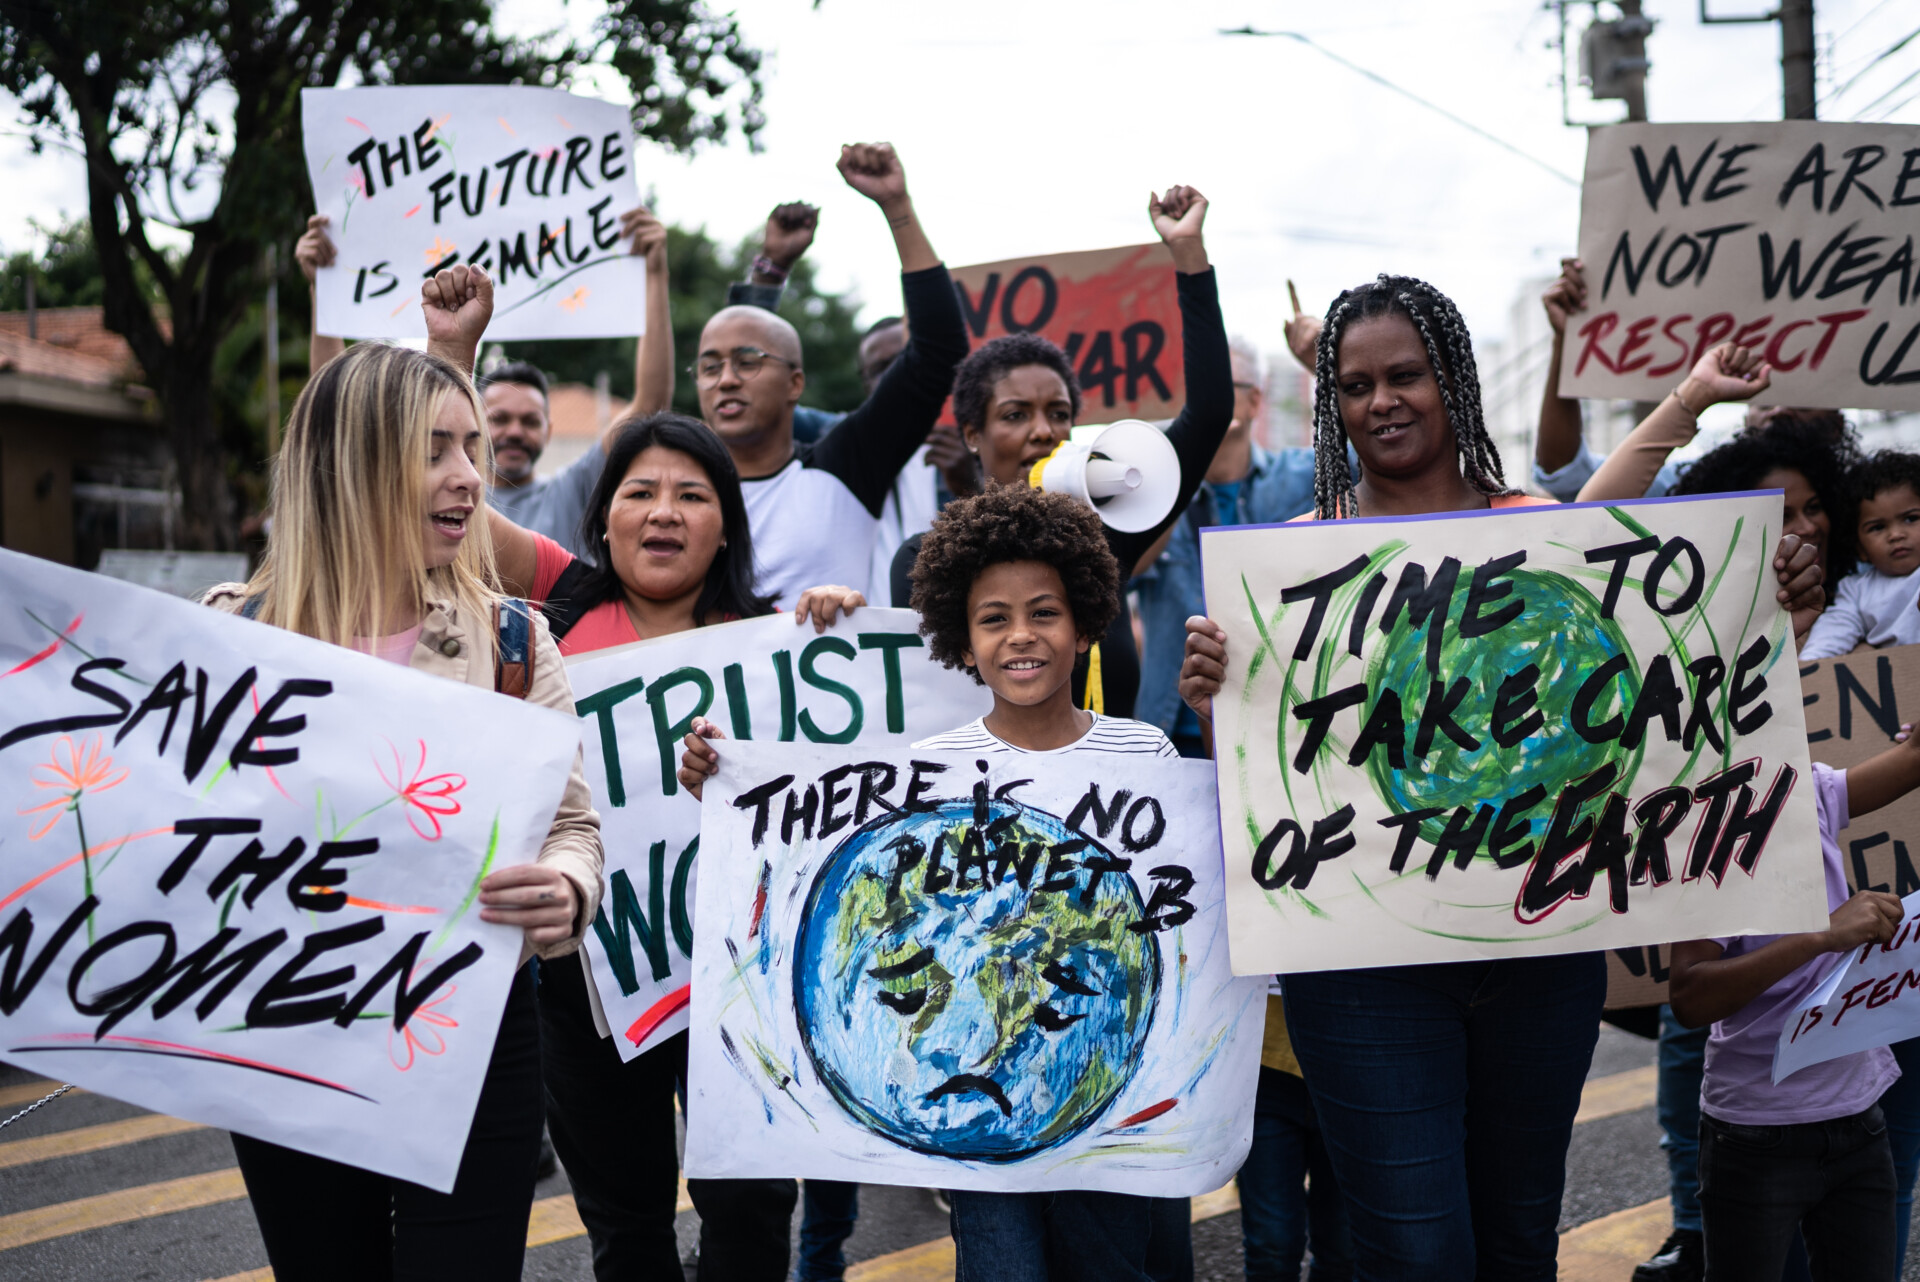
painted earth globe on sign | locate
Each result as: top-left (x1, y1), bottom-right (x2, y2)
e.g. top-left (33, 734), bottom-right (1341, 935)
top-left (793, 794), bottom-right (1158, 1162)
top-left (1360, 565), bottom-right (1642, 847)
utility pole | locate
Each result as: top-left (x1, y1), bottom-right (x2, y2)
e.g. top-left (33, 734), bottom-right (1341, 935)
top-left (1699, 0), bottom-right (1817, 121)
top-left (1781, 0), bottom-right (1817, 118)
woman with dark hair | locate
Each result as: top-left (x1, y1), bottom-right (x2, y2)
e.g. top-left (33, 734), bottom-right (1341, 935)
top-left (1176, 274), bottom-right (1827, 1281)
top-left (483, 412), bottom-right (864, 1281)
top-left (887, 185), bottom-right (1233, 720)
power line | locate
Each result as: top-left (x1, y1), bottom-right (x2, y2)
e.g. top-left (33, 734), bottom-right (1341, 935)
top-left (1876, 84), bottom-right (1920, 119)
top-left (1220, 26), bottom-right (1582, 187)
top-left (1857, 61), bottom-right (1920, 115)
top-left (1824, 24), bottom-right (1920, 103)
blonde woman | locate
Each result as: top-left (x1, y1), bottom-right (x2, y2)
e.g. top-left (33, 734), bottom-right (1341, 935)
top-left (204, 278), bottom-right (602, 1280)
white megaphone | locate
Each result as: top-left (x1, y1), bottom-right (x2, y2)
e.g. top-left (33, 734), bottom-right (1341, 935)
top-left (1032, 420), bottom-right (1182, 534)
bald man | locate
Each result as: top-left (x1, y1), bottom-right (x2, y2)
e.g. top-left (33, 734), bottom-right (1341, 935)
top-left (643, 142), bottom-right (967, 606)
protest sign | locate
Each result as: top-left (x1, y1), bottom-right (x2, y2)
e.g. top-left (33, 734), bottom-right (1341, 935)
top-left (1200, 493), bottom-right (1827, 976)
top-left (683, 741), bottom-right (1264, 1194)
top-left (1606, 640), bottom-right (1920, 1008)
top-left (301, 85), bottom-right (645, 341)
top-left (564, 609), bottom-right (990, 1059)
top-left (1565, 121), bottom-right (1920, 412)
top-left (949, 244), bottom-right (1184, 422)
top-left (1775, 888), bottom-right (1920, 1083)
top-left (0, 549), bottom-right (581, 1192)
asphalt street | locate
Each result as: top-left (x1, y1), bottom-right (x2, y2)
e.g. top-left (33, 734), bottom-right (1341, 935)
top-left (3, 1025), bottom-right (1916, 1280)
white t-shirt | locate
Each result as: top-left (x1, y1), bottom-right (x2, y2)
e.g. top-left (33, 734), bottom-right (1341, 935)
top-left (1801, 564), bottom-right (1920, 660)
top-left (868, 444), bottom-right (942, 608)
top-left (913, 713), bottom-right (1178, 758)
top-left (742, 456), bottom-right (882, 608)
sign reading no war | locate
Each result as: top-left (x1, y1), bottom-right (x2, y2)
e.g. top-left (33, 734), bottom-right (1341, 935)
top-left (564, 610), bottom-right (990, 1058)
top-left (1567, 121), bottom-right (1920, 411)
top-left (300, 85), bottom-right (645, 341)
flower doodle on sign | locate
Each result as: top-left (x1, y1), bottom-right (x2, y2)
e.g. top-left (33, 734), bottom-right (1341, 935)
top-left (20, 734), bottom-right (130, 942)
top-left (375, 740), bottom-right (466, 841)
top-left (388, 965), bottom-right (461, 1071)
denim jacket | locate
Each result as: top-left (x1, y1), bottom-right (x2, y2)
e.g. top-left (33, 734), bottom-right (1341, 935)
top-left (1131, 444), bottom-right (1318, 734)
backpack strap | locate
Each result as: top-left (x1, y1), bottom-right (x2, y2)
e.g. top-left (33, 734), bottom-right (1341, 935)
top-left (494, 598), bottom-right (534, 700)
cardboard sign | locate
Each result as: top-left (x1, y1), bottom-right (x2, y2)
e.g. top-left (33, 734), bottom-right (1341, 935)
top-left (564, 610), bottom-right (991, 1058)
top-left (683, 742), bottom-right (1264, 1194)
top-left (949, 244), bottom-right (1184, 422)
top-left (1775, 888), bottom-right (1920, 1083)
top-left (1606, 641), bottom-right (1920, 1008)
top-left (0, 549), bottom-right (581, 1192)
top-left (1201, 494), bottom-right (1827, 975)
top-left (300, 85), bottom-right (645, 340)
top-left (1565, 121), bottom-right (1920, 412)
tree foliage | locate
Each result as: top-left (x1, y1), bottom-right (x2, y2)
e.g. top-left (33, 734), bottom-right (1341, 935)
top-left (0, 0), bottom-right (767, 548)
top-left (492, 226), bottom-right (868, 418)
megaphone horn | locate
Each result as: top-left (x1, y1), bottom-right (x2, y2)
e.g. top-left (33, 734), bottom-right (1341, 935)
top-left (1034, 420), bottom-right (1182, 534)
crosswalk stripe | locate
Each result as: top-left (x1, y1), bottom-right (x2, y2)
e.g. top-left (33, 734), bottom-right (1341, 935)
top-left (1557, 1197), bottom-right (1671, 1281)
top-left (0, 1115), bottom-right (204, 1169)
top-left (0, 1167), bottom-right (248, 1251)
top-left (0, 1079), bottom-right (87, 1110)
top-left (1574, 1064), bottom-right (1658, 1125)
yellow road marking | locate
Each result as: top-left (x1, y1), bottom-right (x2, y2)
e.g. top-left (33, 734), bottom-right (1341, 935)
top-left (848, 1236), bottom-right (956, 1282)
top-left (0, 1167), bottom-right (248, 1251)
top-left (0, 1115), bottom-right (204, 1169)
top-left (1574, 1064), bottom-right (1658, 1125)
top-left (0, 1080), bottom-right (86, 1110)
top-left (204, 1271), bottom-right (271, 1282)
top-left (1189, 1183), bottom-right (1240, 1221)
top-left (1556, 1197), bottom-right (1670, 1281)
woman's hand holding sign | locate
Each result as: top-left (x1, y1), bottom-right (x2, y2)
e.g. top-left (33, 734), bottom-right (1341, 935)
top-left (678, 716), bottom-right (725, 802)
top-left (479, 863), bottom-right (582, 948)
top-left (1772, 532), bottom-right (1825, 647)
top-left (1178, 615), bottom-right (1229, 726)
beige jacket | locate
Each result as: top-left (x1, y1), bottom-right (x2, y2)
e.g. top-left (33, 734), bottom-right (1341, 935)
top-left (203, 584), bottom-right (604, 967)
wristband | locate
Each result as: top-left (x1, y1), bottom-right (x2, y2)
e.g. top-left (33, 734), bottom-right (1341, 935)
top-left (1671, 384), bottom-right (1706, 421)
top-left (751, 254), bottom-right (790, 284)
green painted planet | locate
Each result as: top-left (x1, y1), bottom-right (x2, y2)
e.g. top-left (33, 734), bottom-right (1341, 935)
top-left (1358, 566), bottom-right (1640, 848)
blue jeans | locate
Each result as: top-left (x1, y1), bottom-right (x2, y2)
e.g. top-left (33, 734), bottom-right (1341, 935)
top-left (799, 1180), bottom-right (859, 1281)
top-left (950, 1190), bottom-right (1169, 1282)
top-left (1656, 1005), bottom-right (1708, 1234)
top-left (1236, 1067), bottom-right (1352, 1281)
top-left (1283, 953), bottom-right (1605, 1282)
top-left (1882, 1037), bottom-right (1920, 1272)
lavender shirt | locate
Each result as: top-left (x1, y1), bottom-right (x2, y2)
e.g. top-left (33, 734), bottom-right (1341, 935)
top-left (1701, 762), bottom-right (1900, 1125)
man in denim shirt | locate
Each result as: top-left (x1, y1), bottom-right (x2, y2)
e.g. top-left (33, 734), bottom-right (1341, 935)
top-left (1133, 340), bottom-right (1316, 756)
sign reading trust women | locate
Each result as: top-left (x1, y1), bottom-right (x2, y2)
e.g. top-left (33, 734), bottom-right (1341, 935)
top-left (564, 610), bottom-right (990, 1060)
top-left (300, 85), bottom-right (645, 340)
top-left (0, 549), bottom-right (581, 1192)
top-left (1566, 121), bottom-right (1920, 412)
top-left (1199, 494), bottom-right (1827, 975)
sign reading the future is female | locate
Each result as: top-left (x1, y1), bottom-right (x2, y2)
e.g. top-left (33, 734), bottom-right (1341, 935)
top-left (300, 85), bottom-right (646, 340)
top-left (1200, 494), bottom-right (1827, 975)
top-left (0, 549), bottom-right (581, 1192)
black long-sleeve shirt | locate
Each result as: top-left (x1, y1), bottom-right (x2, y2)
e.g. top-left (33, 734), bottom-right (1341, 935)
top-left (744, 263), bottom-right (969, 606)
top-left (890, 266), bottom-right (1233, 718)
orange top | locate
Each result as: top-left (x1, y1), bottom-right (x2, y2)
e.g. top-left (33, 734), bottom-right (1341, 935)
top-left (1288, 492), bottom-right (1555, 522)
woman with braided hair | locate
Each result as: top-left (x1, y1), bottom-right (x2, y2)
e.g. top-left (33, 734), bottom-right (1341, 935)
top-left (1176, 274), bottom-right (1827, 1281)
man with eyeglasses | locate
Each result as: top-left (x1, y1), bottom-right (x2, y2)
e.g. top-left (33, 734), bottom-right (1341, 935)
top-left (644, 141), bottom-right (967, 607)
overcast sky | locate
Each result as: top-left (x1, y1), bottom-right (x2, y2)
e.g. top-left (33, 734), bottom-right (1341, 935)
top-left (3, 0), bottom-right (1916, 370)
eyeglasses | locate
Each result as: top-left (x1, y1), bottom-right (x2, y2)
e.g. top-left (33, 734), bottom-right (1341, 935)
top-left (690, 346), bottom-right (799, 384)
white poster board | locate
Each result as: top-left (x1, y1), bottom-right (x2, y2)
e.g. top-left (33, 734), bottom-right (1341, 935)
top-left (684, 741), bottom-right (1264, 1194)
top-left (1200, 494), bottom-right (1827, 975)
top-left (1567, 121), bottom-right (1920, 411)
top-left (564, 609), bottom-right (991, 1058)
top-left (300, 85), bottom-right (645, 340)
top-left (1776, 888), bottom-right (1920, 1083)
top-left (0, 549), bottom-right (581, 1191)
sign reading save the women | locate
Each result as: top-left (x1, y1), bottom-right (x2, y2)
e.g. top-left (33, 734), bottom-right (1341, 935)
top-left (300, 85), bottom-right (645, 340)
top-left (0, 549), bottom-right (582, 1192)
top-left (564, 610), bottom-right (990, 1059)
top-left (1199, 494), bottom-right (1828, 975)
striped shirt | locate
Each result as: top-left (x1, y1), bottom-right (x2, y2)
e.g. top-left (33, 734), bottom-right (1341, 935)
top-left (913, 713), bottom-right (1178, 758)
